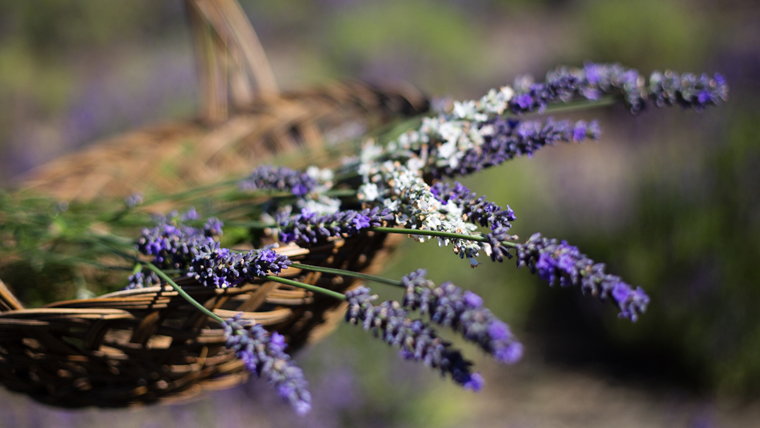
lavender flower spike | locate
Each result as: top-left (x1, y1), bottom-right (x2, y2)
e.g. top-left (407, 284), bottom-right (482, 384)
top-left (346, 286), bottom-right (484, 391)
top-left (401, 269), bottom-right (523, 364)
top-left (512, 63), bottom-right (728, 114)
top-left (278, 207), bottom-right (393, 245)
top-left (514, 233), bottom-right (650, 321)
top-left (427, 117), bottom-right (601, 179)
top-left (223, 315), bottom-right (312, 415)
top-left (188, 243), bottom-right (291, 288)
top-left (240, 165), bottom-right (318, 197)
top-left (136, 219), bottom-right (216, 271)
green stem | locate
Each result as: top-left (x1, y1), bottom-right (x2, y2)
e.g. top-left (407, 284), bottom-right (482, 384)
top-left (368, 226), bottom-right (519, 247)
top-left (289, 262), bottom-right (403, 288)
top-left (222, 220), bottom-right (276, 229)
top-left (515, 95), bottom-right (619, 117)
top-left (369, 226), bottom-right (489, 243)
top-left (141, 261), bottom-right (225, 323)
top-left (264, 275), bottom-right (346, 301)
top-left (141, 178), bottom-right (240, 206)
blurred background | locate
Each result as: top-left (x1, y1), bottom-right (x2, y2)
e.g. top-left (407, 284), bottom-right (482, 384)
top-left (0, 0), bottom-right (759, 426)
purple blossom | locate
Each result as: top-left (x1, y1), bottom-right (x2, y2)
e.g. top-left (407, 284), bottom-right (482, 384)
top-left (345, 286), bottom-right (483, 390)
top-left (494, 342), bottom-right (524, 365)
top-left (278, 207), bottom-right (394, 245)
top-left (125, 270), bottom-right (161, 290)
top-left (223, 315), bottom-right (311, 415)
top-left (428, 118), bottom-right (601, 179)
top-left (463, 291), bottom-right (483, 308)
top-left (488, 320), bottom-right (510, 340)
top-left (124, 192), bottom-right (143, 208)
top-left (514, 233), bottom-right (650, 321)
top-left (430, 182), bottom-right (516, 231)
top-left (188, 244), bottom-right (291, 288)
top-left (484, 227), bottom-right (516, 263)
top-left (463, 373), bottom-right (485, 391)
top-left (509, 63), bottom-right (728, 115)
top-left (136, 220), bottom-right (216, 271)
top-left (401, 269), bottom-right (523, 364)
top-left (648, 70), bottom-right (729, 112)
top-left (203, 217), bottom-right (224, 237)
top-left (134, 210), bottom-right (224, 277)
top-left (181, 207), bottom-right (199, 221)
top-left (240, 166), bottom-right (318, 197)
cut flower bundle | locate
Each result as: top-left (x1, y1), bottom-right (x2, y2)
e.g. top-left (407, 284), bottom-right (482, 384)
top-left (0, 63), bottom-right (727, 413)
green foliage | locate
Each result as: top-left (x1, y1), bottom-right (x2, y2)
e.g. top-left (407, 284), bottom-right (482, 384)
top-left (325, 0), bottom-right (485, 91)
top-left (578, 0), bottom-right (707, 69)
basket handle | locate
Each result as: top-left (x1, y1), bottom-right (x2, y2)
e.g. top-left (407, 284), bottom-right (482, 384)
top-left (0, 279), bottom-right (24, 312)
top-left (185, 0), bottom-right (279, 123)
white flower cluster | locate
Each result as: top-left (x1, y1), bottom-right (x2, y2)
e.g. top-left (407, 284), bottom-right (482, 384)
top-left (296, 167), bottom-right (341, 215)
top-left (361, 85), bottom-right (515, 174)
top-left (358, 154), bottom-right (492, 266)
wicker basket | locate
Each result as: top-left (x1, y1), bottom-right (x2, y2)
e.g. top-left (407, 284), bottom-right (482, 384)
top-left (0, 0), bottom-right (428, 408)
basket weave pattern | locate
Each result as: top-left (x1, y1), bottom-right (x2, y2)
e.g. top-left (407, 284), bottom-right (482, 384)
top-left (0, 85), bottom-right (427, 407)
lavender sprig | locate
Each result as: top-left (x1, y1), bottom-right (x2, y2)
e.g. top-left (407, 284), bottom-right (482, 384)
top-left (125, 270), bottom-right (161, 290)
top-left (512, 63), bottom-right (728, 114)
top-left (278, 207), bottom-right (393, 245)
top-left (188, 243), bottom-right (291, 288)
top-left (345, 286), bottom-right (484, 391)
top-left (353, 63), bottom-right (726, 184)
top-left (430, 182), bottom-right (516, 231)
top-left (401, 269), bottom-right (523, 364)
top-left (135, 211), bottom-right (223, 273)
top-left (359, 164), bottom-right (493, 266)
top-left (223, 315), bottom-right (312, 415)
top-left (240, 165), bottom-right (319, 197)
top-left (124, 192), bottom-right (144, 208)
top-left (427, 118), bottom-right (600, 179)
top-left (514, 233), bottom-right (649, 321)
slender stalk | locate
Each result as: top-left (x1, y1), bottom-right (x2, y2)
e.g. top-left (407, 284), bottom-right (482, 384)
top-left (264, 275), bottom-right (346, 301)
top-left (141, 178), bottom-right (240, 205)
top-left (289, 262), bottom-right (403, 287)
top-left (515, 95), bottom-right (619, 117)
top-left (142, 261), bottom-right (225, 323)
top-left (369, 226), bottom-right (519, 247)
top-left (221, 220), bottom-right (275, 228)
top-left (369, 226), bottom-right (488, 243)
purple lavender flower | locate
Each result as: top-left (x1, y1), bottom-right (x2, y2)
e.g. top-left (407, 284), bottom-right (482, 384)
top-left (510, 63), bottom-right (728, 115)
top-left (514, 233), bottom-right (650, 321)
top-left (223, 315), bottom-right (312, 415)
top-left (124, 192), bottom-right (143, 208)
top-left (134, 211), bottom-right (225, 275)
top-left (188, 243), bottom-right (291, 288)
top-left (203, 217), bottom-right (224, 237)
top-left (278, 207), bottom-right (394, 245)
top-left (649, 70), bottom-right (729, 111)
top-left (484, 226), bottom-right (516, 263)
top-left (429, 118), bottom-right (600, 179)
top-left (463, 290), bottom-right (483, 308)
top-left (401, 269), bottom-right (523, 364)
top-left (430, 182), bottom-right (516, 231)
top-left (240, 166), bottom-right (318, 197)
top-left (136, 221), bottom-right (216, 271)
top-left (125, 270), bottom-right (161, 290)
top-left (181, 207), bottom-right (199, 221)
top-left (345, 286), bottom-right (483, 390)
